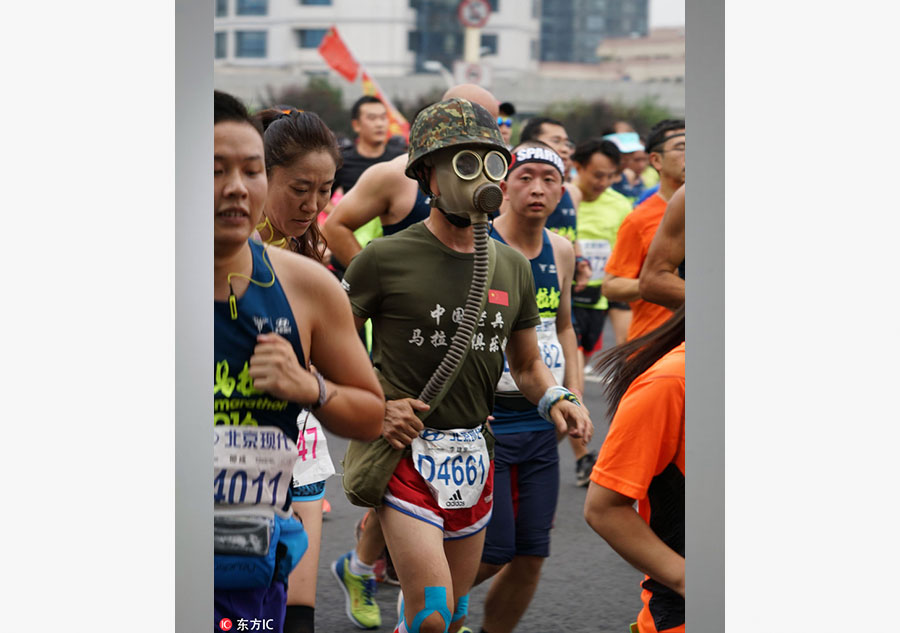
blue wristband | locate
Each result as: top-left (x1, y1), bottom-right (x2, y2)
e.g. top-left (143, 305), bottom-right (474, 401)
top-left (537, 386), bottom-right (581, 422)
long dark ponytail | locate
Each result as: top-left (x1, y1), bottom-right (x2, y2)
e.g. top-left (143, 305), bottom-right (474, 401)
top-left (592, 304), bottom-right (685, 416)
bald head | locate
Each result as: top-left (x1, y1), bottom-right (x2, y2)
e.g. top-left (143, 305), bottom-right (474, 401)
top-left (442, 84), bottom-right (499, 118)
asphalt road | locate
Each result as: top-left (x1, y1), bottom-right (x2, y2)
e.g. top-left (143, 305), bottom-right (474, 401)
top-left (311, 323), bottom-right (644, 632)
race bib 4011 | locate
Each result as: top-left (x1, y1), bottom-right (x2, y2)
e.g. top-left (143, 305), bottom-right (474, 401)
top-left (214, 426), bottom-right (297, 516)
top-left (411, 428), bottom-right (489, 509)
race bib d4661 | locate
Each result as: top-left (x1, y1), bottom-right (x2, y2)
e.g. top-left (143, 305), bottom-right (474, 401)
top-left (411, 427), bottom-right (489, 509)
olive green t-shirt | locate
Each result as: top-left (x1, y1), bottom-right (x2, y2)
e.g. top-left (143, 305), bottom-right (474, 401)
top-left (343, 221), bottom-right (541, 430)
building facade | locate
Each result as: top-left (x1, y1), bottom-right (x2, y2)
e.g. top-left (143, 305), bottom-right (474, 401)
top-left (540, 0), bottom-right (648, 63)
top-left (213, 0), bottom-right (683, 115)
top-left (214, 0), bottom-right (540, 78)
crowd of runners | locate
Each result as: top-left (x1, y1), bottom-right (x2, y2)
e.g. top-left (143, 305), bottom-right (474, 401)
top-left (213, 80), bottom-right (686, 633)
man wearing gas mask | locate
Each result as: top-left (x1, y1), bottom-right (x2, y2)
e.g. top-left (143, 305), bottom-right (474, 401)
top-left (341, 97), bottom-right (594, 633)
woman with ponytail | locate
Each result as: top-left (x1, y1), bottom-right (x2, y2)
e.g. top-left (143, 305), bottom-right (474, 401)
top-left (253, 106), bottom-right (342, 262)
top-left (252, 105), bottom-right (347, 633)
top-left (584, 305), bottom-right (685, 633)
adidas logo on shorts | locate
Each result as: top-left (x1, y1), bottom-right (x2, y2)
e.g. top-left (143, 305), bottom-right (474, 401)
top-left (446, 489), bottom-right (465, 507)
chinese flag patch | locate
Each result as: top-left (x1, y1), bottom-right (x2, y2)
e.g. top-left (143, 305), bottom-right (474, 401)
top-left (488, 289), bottom-right (509, 306)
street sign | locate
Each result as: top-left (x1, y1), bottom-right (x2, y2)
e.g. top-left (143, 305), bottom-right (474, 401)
top-left (453, 60), bottom-right (492, 88)
top-left (457, 0), bottom-right (491, 29)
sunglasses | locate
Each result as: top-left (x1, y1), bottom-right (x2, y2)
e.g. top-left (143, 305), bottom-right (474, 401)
top-left (497, 117), bottom-right (513, 127)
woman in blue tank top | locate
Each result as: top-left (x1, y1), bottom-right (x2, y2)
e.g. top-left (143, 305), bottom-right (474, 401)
top-left (213, 90), bottom-right (384, 633)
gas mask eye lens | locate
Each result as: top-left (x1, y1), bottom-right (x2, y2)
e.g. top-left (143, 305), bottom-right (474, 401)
top-left (452, 150), bottom-right (482, 180)
top-left (483, 151), bottom-right (508, 181)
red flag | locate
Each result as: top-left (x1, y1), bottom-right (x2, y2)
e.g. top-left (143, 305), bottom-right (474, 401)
top-left (488, 289), bottom-right (509, 306)
top-left (317, 27), bottom-right (359, 82)
top-left (361, 71), bottom-right (410, 141)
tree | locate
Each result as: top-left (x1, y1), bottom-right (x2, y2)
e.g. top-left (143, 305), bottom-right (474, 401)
top-left (542, 96), bottom-right (676, 144)
top-left (263, 77), bottom-right (351, 138)
top-left (394, 87), bottom-right (445, 126)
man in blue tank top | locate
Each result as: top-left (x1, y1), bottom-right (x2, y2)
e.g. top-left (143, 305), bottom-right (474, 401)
top-left (213, 90), bottom-right (385, 632)
top-left (453, 140), bottom-right (585, 633)
top-left (517, 116), bottom-right (591, 288)
top-left (517, 119), bottom-right (598, 489)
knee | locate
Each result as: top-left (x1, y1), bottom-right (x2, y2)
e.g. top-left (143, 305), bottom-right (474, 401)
top-left (415, 612), bottom-right (449, 633)
top-left (405, 586), bottom-right (452, 633)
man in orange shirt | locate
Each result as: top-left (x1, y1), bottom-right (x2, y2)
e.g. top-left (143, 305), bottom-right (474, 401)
top-left (601, 120), bottom-right (685, 340)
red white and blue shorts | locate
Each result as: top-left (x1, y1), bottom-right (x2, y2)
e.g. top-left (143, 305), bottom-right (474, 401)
top-left (383, 454), bottom-right (495, 540)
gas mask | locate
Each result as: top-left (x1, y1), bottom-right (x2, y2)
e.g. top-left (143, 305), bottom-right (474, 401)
top-left (430, 148), bottom-right (508, 227)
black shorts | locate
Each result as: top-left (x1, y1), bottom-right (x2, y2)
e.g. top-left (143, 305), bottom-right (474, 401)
top-left (573, 306), bottom-right (606, 353)
top-left (481, 429), bottom-right (559, 564)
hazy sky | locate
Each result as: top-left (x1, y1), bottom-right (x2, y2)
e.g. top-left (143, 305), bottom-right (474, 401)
top-left (650, 0), bottom-right (685, 27)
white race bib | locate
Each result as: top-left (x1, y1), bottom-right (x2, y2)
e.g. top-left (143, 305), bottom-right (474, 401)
top-left (213, 426), bottom-right (297, 518)
top-left (497, 317), bottom-right (565, 393)
top-left (291, 413), bottom-right (336, 487)
top-left (411, 427), bottom-right (489, 509)
top-left (579, 239), bottom-right (611, 282)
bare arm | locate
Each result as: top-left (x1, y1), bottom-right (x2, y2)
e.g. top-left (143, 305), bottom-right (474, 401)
top-left (306, 271), bottom-right (385, 440)
top-left (549, 231), bottom-right (583, 398)
top-left (322, 160), bottom-right (397, 268)
top-left (640, 185), bottom-right (685, 310)
top-left (265, 251), bottom-right (385, 441)
top-left (506, 327), bottom-right (593, 443)
top-left (584, 482), bottom-right (685, 597)
top-left (601, 273), bottom-right (640, 303)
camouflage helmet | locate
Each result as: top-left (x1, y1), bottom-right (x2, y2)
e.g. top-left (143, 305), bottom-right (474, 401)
top-left (405, 98), bottom-right (511, 185)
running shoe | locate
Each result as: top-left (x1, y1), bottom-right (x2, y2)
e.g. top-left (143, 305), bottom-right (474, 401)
top-left (331, 550), bottom-right (382, 629)
top-left (322, 498), bottom-right (332, 516)
top-left (575, 451), bottom-right (597, 487)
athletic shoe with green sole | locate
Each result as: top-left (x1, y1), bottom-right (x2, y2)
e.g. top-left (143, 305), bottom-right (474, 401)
top-left (331, 550), bottom-right (382, 629)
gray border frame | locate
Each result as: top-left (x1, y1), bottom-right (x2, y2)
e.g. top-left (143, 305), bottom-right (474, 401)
top-left (685, 0), bottom-right (724, 630)
top-left (176, 0), bottom-right (213, 629)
